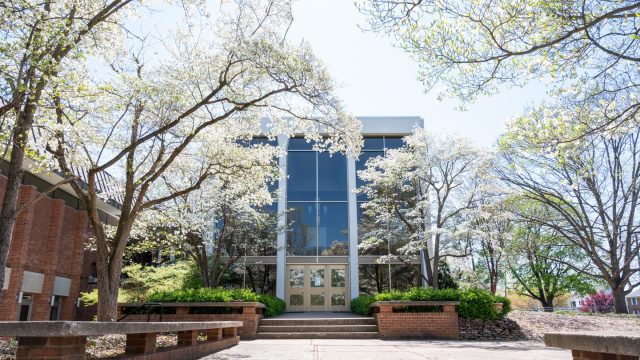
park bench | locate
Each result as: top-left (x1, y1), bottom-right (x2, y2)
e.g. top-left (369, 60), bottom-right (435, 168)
top-left (544, 331), bottom-right (640, 360)
top-left (0, 320), bottom-right (242, 360)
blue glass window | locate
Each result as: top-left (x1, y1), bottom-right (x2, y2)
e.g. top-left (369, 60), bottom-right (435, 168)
top-left (287, 152), bottom-right (316, 201)
top-left (288, 138), bottom-right (314, 150)
top-left (287, 202), bottom-right (317, 256)
top-left (318, 203), bottom-right (349, 256)
top-left (363, 137), bottom-right (384, 150)
top-left (318, 152), bottom-right (347, 201)
top-left (384, 137), bottom-right (404, 150)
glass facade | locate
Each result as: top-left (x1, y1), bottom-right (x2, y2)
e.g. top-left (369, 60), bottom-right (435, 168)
top-left (287, 138), bottom-right (349, 256)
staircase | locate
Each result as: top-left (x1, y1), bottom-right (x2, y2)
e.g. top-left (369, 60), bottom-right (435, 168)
top-left (256, 314), bottom-right (379, 339)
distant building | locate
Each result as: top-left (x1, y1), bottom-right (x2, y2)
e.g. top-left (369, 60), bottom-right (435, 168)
top-left (626, 288), bottom-right (640, 314)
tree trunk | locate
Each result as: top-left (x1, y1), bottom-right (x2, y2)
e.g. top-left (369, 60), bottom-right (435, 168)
top-left (0, 107), bottom-right (35, 301)
top-left (96, 245), bottom-right (123, 321)
top-left (540, 297), bottom-right (554, 312)
top-left (612, 286), bottom-right (628, 313)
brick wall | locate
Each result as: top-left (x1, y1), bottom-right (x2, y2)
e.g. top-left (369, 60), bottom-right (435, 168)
top-left (0, 175), bottom-right (90, 321)
top-left (374, 304), bottom-right (459, 339)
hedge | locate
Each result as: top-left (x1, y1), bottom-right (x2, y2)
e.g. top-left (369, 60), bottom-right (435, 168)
top-left (350, 288), bottom-right (511, 320)
top-left (146, 288), bottom-right (285, 318)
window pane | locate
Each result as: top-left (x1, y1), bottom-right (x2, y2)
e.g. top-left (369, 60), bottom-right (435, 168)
top-left (288, 137), bottom-right (314, 150)
top-left (289, 269), bottom-right (304, 288)
top-left (287, 152), bottom-right (316, 201)
top-left (318, 152), bottom-right (347, 201)
top-left (310, 268), bottom-right (325, 287)
top-left (356, 151), bottom-right (383, 201)
top-left (287, 202), bottom-right (317, 256)
top-left (331, 269), bottom-right (346, 287)
top-left (318, 203), bottom-right (348, 255)
top-left (384, 137), bottom-right (404, 150)
top-left (363, 137), bottom-right (384, 150)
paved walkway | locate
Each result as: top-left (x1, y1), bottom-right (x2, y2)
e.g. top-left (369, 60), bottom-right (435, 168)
top-left (200, 339), bottom-right (571, 359)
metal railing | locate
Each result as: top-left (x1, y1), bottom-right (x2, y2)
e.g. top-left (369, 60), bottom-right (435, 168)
top-left (117, 302), bottom-right (164, 322)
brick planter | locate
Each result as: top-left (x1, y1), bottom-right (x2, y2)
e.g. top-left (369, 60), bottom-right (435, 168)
top-left (118, 302), bottom-right (265, 339)
top-left (370, 301), bottom-right (460, 340)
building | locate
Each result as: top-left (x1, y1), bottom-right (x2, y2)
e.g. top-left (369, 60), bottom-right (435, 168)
top-left (0, 160), bottom-right (120, 321)
top-left (626, 288), bottom-right (640, 314)
top-left (242, 116), bottom-right (424, 311)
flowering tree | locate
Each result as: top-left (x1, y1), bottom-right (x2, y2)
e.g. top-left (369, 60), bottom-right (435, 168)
top-left (358, 129), bottom-right (485, 288)
top-left (357, 0), bottom-right (640, 136)
top-left (138, 142), bottom-right (280, 288)
top-left (0, 0), bottom-right (146, 301)
top-left (45, 0), bottom-right (360, 321)
top-left (580, 291), bottom-right (614, 314)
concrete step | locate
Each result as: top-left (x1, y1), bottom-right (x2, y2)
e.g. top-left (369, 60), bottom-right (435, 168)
top-left (259, 318), bottom-right (376, 326)
top-left (255, 331), bottom-right (379, 339)
top-left (258, 324), bottom-right (378, 333)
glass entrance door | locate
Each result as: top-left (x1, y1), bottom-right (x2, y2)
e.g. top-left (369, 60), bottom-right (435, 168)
top-left (285, 264), bottom-right (349, 311)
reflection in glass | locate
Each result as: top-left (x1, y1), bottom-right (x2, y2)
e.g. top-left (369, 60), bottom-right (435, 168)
top-left (288, 137), bottom-right (314, 150)
top-left (311, 294), bottom-right (325, 306)
top-left (357, 204), bottom-right (387, 256)
top-left (318, 203), bottom-right (349, 255)
top-left (331, 294), bottom-right (346, 306)
top-left (289, 269), bottom-right (304, 288)
top-left (290, 294), bottom-right (303, 306)
top-left (287, 151), bottom-right (316, 201)
top-left (287, 203), bottom-right (317, 256)
top-left (384, 137), bottom-right (404, 150)
top-left (310, 268), bottom-right (325, 287)
top-left (331, 269), bottom-right (346, 287)
top-left (317, 152), bottom-right (347, 201)
top-left (356, 151), bottom-right (384, 201)
top-left (363, 137), bottom-right (384, 150)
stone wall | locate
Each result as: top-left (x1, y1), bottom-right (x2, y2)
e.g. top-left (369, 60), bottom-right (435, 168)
top-left (459, 318), bottom-right (526, 340)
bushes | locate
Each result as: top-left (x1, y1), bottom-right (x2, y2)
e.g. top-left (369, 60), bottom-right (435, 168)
top-left (259, 294), bottom-right (286, 317)
top-left (579, 291), bottom-right (614, 313)
top-left (351, 294), bottom-right (376, 315)
top-left (146, 288), bottom-right (285, 317)
top-left (351, 288), bottom-right (511, 320)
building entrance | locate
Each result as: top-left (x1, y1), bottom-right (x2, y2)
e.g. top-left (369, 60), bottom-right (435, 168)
top-left (286, 264), bottom-right (349, 312)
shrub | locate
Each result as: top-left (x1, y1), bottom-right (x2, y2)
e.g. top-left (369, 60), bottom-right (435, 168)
top-left (351, 294), bottom-right (376, 316)
top-left (493, 295), bottom-right (512, 319)
top-left (258, 294), bottom-right (286, 317)
top-left (148, 287), bottom-right (236, 303)
top-left (579, 291), bottom-right (614, 313)
top-left (351, 288), bottom-right (510, 320)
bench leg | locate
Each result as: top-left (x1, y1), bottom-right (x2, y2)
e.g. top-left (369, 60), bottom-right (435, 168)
top-left (177, 330), bottom-right (199, 346)
top-left (222, 327), bottom-right (237, 338)
top-left (206, 328), bottom-right (223, 341)
top-left (16, 336), bottom-right (86, 360)
top-left (125, 332), bottom-right (157, 355)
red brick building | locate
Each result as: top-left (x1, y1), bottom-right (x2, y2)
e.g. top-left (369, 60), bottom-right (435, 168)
top-left (0, 162), bottom-right (119, 321)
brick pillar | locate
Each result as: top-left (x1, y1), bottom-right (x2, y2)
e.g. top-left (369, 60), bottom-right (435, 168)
top-left (32, 200), bottom-right (65, 321)
top-left (177, 330), bottom-right (199, 346)
top-left (242, 306), bottom-right (256, 315)
top-left (125, 333), bottom-right (157, 354)
top-left (442, 304), bottom-right (456, 313)
top-left (16, 336), bottom-right (86, 360)
top-left (206, 328), bottom-right (222, 341)
top-left (378, 304), bottom-right (393, 313)
top-left (60, 211), bottom-right (88, 320)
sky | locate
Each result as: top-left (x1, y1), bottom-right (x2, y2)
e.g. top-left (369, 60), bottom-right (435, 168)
top-left (287, 0), bottom-right (550, 148)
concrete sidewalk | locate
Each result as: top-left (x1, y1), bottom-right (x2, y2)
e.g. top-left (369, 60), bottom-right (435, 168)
top-left (200, 339), bottom-right (571, 359)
